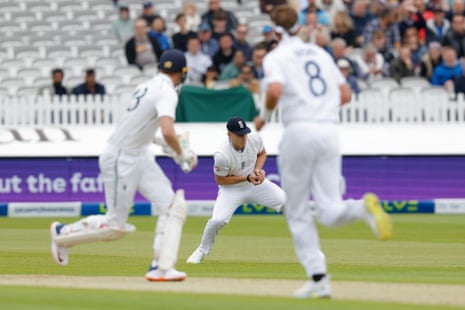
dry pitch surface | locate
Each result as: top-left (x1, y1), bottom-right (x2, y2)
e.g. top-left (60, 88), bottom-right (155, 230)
top-left (1, 275), bottom-right (465, 307)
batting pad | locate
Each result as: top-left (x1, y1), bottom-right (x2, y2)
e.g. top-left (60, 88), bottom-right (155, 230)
top-left (55, 224), bottom-right (136, 248)
top-left (158, 189), bottom-right (187, 270)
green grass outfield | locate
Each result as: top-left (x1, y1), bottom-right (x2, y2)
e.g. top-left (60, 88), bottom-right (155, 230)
top-left (0, 214), bottom-right (464, 309)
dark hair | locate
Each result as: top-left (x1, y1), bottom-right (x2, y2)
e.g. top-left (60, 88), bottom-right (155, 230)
top-left (218, 32), bottom-right (234, 41)
top-left (175, 13), bottom-right (185, 22)
top-left (52, 68), bottom-right (64, 75)
top-left (85, 69), bottom-right (95, 76)
top-left (213, 10), bottom-right (227, 21)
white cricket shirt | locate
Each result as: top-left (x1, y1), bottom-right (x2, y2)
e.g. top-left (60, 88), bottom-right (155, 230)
top-left (213, 133), bottom-right (264, 187)
top-left (107, 74), bottom-right (178, 151)
top-left (263, 35), bottom-right (346, 126)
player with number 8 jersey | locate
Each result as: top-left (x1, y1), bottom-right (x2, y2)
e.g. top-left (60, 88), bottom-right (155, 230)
top-left (254, 5), bottom-right (392, 299)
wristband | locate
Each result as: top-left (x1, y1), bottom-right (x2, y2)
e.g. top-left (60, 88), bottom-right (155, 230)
top-left (259, 107), bottom-right (273, 122)
top-left (246, 174), bottom-right (251, 183)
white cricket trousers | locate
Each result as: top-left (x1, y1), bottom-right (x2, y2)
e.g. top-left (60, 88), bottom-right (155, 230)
top-left (64, 144), bottom-right (174, 256)
top-left (197, 179), bottom-right (286, 255)
top-left (278, 122), bottom-right (366, 277)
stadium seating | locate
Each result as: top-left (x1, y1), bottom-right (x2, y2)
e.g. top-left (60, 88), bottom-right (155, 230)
top-left (0, 0), bottom-right (461, 127)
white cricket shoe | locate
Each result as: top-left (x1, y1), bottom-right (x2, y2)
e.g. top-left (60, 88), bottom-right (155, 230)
top-left (294, 275), bottom-right (332, 299)
top-left (50, 221), bottom-right (68, 266)
top-left (145, 267), bottom-right (187, 282)
top-left (364, 193), bottom-right (392, 241)
top-left (186, 248), bottom-right (205, 264)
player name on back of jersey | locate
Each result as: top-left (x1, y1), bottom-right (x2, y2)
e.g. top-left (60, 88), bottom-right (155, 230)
top-left (294, 48), bottom-right (316, 57)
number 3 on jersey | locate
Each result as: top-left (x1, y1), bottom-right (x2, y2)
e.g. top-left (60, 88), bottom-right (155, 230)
top-left (127, 87), bottom-right (147, 111)
top-left (305, 61), bottom-right (326, 97)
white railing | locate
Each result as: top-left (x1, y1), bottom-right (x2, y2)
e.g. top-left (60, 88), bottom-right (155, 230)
top-left (1, 89), bottom-right (465, 126)
top-left (0, 94), bottom-right (129, 126)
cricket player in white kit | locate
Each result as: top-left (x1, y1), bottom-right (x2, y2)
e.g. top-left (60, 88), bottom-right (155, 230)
top-left (49, 49), bottom-right (197, 281)
top-left (186, 117), bottom-right (286, 264)
top-left (254, 6), bottom-right (392, 298)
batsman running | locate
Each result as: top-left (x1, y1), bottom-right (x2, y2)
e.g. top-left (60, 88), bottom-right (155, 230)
top-left (49, 49), bottom-right (197, 282)
top-left (186, 117), bottom-right (286, 264)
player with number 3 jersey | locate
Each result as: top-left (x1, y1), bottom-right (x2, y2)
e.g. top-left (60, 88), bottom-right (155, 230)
top-left (49, 49), bottom-right (196, 282)
top-left (254, 6), bottom-right (392, 299)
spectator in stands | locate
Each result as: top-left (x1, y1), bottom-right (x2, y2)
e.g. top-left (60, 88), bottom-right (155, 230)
top-left (213, 33), bottom-right (236, 73)
top-left (257, 25), bottom-right (276, 49)
top-left (211, 10), bottom-right (232, 40)
top-left (172, 13), bottom-right (197, 52)
top-left (389, 45), bottom-right (416, 83)
top-left (229, 64), bottom-right (261, 98)
top-left (220, 49), bottom-right (246, 80)
top-left (299, 0), bottom-right (330, 26)
top-left (140, 1), bottom-right (159, 27)
top-left (371, 30), bottom-right (396, 65)
top-left (442, 14), bottom-right (465, 59)
top-left (353, 42), bottom-right (385, 81)
top-left (426, 0), bottom-right (448, 13)
top-left (315, 27), bottom-right (332, 52)
top-left (431, 46), bottom-right (463, 88)
top-left (183, 1), bottom-right (201, 32)
top-left (250, 44), bottom-right (267, 80)
top-left (198, 22), bottom-right (220, 58)
top-left (363, 7), bottom-right (401, 55)
top-left (350, 0), bottom-right (372, 47)
top-left (185, 36), bottom-right (213, 84)
top-left (331, 38), bottom-right (361, 78)
top-left (337, 58), bottom-right (361, 94)
top-left (234, 24), bottom-right (253, 61)
top-left (202, 65), bottom-right (219, 89)
top-left (71, 69), bottom-right (106, 96)
top-left (426, 6), bottom-right (450, 45)
top-left (148, 16), bottom-right (170, 51)
top-left (398, 1), bottom-right (426, 41)
top-left (112, 5), bottom-right (134, 44)
top-left (331, 10), bottom-right (357, 48)
top-left (260, 0), bottom-right (288, 15)
top-left (39, 68), bottom-right (68, 96)
top-left (201, 0), bottom-right (239, 33)
top-left (420, 41), bottom-right (442, 81)
top-left (446, 0), bottom-right (465, 22)
top-left (452, 60), bottom-right (465, 97)
top-left (299, 9), bottom-right (324, 43)
top-left (318, 0), bottom-right (347, 22)
top-left (403, 26), bottom-right (427, 69)
top-left (125, 18), bottom-right (163, 70)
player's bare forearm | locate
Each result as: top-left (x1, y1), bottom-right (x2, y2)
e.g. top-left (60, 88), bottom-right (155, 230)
top-left (340, 83), bottom-right (352, 105)
top-left (215, 174), bottom-right (249, 185)
top-left (266, 82), bottom-right (282, 110)
top-left (256, 83), bottom-right (282, 131)
top-left (159, 116), bottom-right (182, 156)
top-left (255, 149), bottom-right (267, 171)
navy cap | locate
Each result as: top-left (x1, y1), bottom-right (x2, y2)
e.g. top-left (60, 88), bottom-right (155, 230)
top-left (143, 1), bottom-right (152, 8)
top-left (227, 117), bottom-right (251, 136)
top-left (159, 49), bottom-right (187, 73)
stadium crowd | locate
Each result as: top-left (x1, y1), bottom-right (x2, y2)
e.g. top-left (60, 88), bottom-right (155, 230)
top-left (6, 0), bottom-right (465, 100)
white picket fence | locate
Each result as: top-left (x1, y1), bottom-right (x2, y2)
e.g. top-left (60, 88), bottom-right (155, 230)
top-left (0, 94), bottom-right (129, 126)
top-left (1, 88), bottom-right (465, 126)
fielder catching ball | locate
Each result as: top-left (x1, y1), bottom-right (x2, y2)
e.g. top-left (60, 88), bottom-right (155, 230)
top-left (186, 117), bottom-right (286, 264)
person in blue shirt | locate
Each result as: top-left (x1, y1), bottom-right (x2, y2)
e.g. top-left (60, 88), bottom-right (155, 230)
top-left (299, 0), bottom-right (330, 27)
top-left (148, 16), bottom-right (171, 50)
top-left (431, 46), bottom-right (463, 86)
